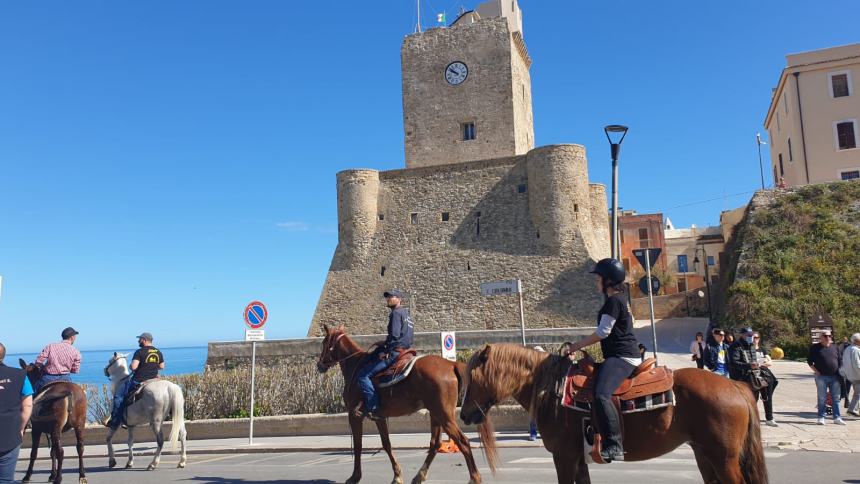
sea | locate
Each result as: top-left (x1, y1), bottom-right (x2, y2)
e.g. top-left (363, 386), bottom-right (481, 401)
top-left (8, 346), bottom-right (208, 386)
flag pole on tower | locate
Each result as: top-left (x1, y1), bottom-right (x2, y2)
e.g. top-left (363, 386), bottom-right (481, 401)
top-left (417, 0), bottom-right (421, 32)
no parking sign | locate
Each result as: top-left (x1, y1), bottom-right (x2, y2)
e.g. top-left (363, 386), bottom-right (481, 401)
top-left (441, 331), bottom-right (456, 361)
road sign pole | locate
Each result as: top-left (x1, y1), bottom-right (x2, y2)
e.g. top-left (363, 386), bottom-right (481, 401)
top-left (249, 340), bottom-right (256, 446)
top-left (517, 279), bottom-right (526, 346)
top-left (644, 250), bottom-right (659, 364)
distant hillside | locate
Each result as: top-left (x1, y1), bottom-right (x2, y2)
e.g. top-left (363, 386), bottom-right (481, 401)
top-left (722, 182), bottom-right (860, 357)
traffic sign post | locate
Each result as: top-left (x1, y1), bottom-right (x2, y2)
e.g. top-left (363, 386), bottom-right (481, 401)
top-left (480, 279), bottom-right (527, 345)
top-left (643, 249), bottom-right (659, 364)
top-left (243, 301), bottom-right (268, 446)
top-left (441, 331), bottom-right (457, 361)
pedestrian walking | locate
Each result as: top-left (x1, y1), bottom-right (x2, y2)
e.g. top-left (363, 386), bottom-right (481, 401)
top-left (704, 328), bottom-right (730, 377)
top-left (838, 336), bottom-right (852, 409)
top-left (529, 345), bottom-right (546, 440)
top-left (840, 333), bottom-right (860, 417)
top-left (34, 327), bottom-right (82, 393)
top-left (808, 330), bottom-right (845, 425)
top-left (753, 332), bottom-right (779, 426)
top-left (690, 332), bottom-right (706, 369)
top-left (0, 342), bottom-right (34, 483)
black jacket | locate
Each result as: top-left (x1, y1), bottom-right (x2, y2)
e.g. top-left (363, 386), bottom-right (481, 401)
top-left (728, 340), bottom-right (757, 381)
top-left (704, 342), bottom-right (728, 371)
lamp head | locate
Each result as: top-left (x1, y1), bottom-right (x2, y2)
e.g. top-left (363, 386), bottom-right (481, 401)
top-left (604, 125), bottom-right (629, 161)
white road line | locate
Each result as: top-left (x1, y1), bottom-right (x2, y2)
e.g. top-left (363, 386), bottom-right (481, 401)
top-left (187, 453), bottom-right (248, 466)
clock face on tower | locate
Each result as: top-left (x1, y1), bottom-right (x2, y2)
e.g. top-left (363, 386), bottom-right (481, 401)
top-left (445, 61), bottom-right (468, 85)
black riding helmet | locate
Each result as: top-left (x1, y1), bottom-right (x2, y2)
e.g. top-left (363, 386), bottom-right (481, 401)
top-left (590, 258), bottom-right (626, 287)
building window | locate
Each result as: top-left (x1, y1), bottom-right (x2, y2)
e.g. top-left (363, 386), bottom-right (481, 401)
top-left (776, 112), bottom-right (780, 131)
top-left (638, 228), bottom-right (649, 248)
top-left (829, 72), bottom-right (852, 98)
top-left (841, 170), bottom-right (860, 181)
top-left (835, 120), bottom-right (858, 150)
top-left (517, 183), bottom-right (527, 193)
top-left (380, 266), bottom-right (386, 277)
top-left (784, 92), bottom-right (788, 114)
top-left (573, 204), bottom-right (579, 213)
top-left (410, 213), bottom-right (418, 224)
top-left (707, 255), bottom-right (715, 266)
top-left (677, 279), bottom-right (687, 292)
top-left (677, 254), bottom-right (689, 273)
top-left (462, 122), bottom-right (476, 141)
top-left (378, 213), bottom-right (384, 221)
top-left (788, 138), bottom-right (793, 161)
top-left (622, 258), bottom-right (630, 273)
top-left (779, 154), bottom-right (784, 176)
top-left (441, 212), bottom-right (450, 222)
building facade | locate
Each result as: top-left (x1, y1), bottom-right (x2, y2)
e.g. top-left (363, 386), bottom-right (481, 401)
top-left (309, 0), bottom-right (610, 336)
top-left (765, 43), bottom-right (860, 187)
top-left (617, 211), bottom-right (668, 297)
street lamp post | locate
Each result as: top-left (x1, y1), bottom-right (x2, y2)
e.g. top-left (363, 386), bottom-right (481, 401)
top-left (756, 133), bottom-right (767, 190)
top-left (604, 125), bottom-right (629, 260)
top-left (693, 246), bottom-right (713, 325)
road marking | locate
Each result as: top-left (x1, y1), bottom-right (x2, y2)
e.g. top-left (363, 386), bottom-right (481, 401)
top-left (509, 451), bottom-right (786, 466)
top-left (188, 453), bottom-right (248, 466)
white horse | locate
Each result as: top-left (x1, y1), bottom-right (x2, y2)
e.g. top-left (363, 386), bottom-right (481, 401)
top-left (103, 352), bottom-right (187, 470)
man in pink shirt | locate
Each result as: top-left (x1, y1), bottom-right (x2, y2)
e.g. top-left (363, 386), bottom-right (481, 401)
top-left (34, 327), bottom-right (82, 393)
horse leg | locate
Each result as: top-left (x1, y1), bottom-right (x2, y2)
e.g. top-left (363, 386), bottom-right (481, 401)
top-left (701, 447), bottom-right (745, 484)
top-left (572, 455), bottom-right (591, 484)
top-left (440, 419), bottom-right (480, 484)
top-left (346, 414), bottom-right (363, 484)
top-left (125, 426), bottom-right (136, 469)
top-left (411, 419), bottom-right (442, 484)
top-left (177, 422), bottom-right (188, 468)
top-left (22, 429), bottom-right (41, 483)
top-left (147, 421), bottom-right (164, 470)
top-left (106, 427), bottom-right (118, 468)
top-left (552, 451), bottom-right (574, 484)
top-left (51, 427), bottom-right (64, 484)
top-left (46, 433), bottom-right (57, 483)
top-left (691, 445), bottom-right (719, 484)
top-left (74, 427), bottom-right (87, 484)
top-left (374, 418), bottom-right (402, 484)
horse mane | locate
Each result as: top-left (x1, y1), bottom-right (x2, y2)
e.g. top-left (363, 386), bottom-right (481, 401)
top-left (531, 353), bottom-right (572, 420)
top-left (465, 343), bottom-right (549, 403)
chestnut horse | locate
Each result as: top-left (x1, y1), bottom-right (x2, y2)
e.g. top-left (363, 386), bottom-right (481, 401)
top-left (316, 324), bottom-right (489, 484)
top-left (460, 344), bottom-right (769, 484)
top-left (19, 360), bottom-right (88, 484)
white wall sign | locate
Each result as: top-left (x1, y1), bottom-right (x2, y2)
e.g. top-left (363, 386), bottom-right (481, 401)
top-left (441, 331), bottom-right (457, 361)
top-left (480, 279), bottom-right (521, 296)
top-left (245, 329), bottom-right (265, 342)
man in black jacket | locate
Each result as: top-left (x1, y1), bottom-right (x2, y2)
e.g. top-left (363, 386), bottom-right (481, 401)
top-left (355, 290), bottom-right (414, 420)
top-left (728, 327), bottom-right (760, 383)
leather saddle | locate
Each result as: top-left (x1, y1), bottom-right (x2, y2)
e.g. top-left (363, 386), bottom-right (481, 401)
top-left (127, 378), bottom-right (158, 405)
top-left (372, 350), bottom-right (421, 388)
top-left (566, 355), bottom-right (674, 404)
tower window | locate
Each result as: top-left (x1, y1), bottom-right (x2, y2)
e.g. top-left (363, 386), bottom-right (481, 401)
top-left (441, 212), bottom-right (450, 222)
top-left (411, 213), bottom-right (418, 224)
top-left (517, 183), bottom-right (527, 193)
top-left (778, 154), bottom-right (784, 175)
top-left (378, 213), bottom-right (384, 221)
top-left (381, 266), bottom-right (386, 277)
top-left (462, 122), bottom-right (476, 141)
top-left (574, 204), bottom-right (579, 213)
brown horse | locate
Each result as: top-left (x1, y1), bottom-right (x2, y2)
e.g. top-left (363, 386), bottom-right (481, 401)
top-left (460, 344), bottom-right (769, 484)
top-left (19, 360), bottom-right (88, 484)
top-left (316, 324), bottom-right (488, 484)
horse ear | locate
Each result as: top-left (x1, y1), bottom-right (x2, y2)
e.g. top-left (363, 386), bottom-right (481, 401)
top-left (113, 352), bottom-right (118, 357)
top-left (19, 358), bottom-right (27, 369)
top-left (478, 345), bottom-right (491, 363)
top-left (337, 323), bottom-right (345, 332)
top-left (322, 324), bottom-right (330, 335)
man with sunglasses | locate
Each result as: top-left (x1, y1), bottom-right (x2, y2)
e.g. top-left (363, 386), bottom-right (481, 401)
top-left (704, 328), bottom-right (730, 377)
top-left (808, 330), bottom-right (845, 425)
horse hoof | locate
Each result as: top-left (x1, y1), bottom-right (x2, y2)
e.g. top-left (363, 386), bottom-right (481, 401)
top-left (79, 479), bottom-right (87, 484)
top-left (177, 462), bottom-right (186, 469)
top-left (346, 476), bottom-right (360, 484)
top-left (125, 462), bottom-right (133, 469)
top-left (109, 458), bottom-right (117, 468)
top-left (147, 463), bottom-right (158, 471)
top-left (411, 473), bottom-right (426, 484)
top-left (391, 477), bottom-right (403, 484)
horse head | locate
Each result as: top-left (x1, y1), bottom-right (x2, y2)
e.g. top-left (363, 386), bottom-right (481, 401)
top-left (460, 345), bottom-right (500, 426)
top-left (104, 352), bottom-right (130, 380)
top-left (316, 324), bottom-right (350, 373)
top-left (18, 359), bottom-right (42, 387)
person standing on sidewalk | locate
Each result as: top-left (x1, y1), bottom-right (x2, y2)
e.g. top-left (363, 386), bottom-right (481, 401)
top-left (841, 333), bottom-right (860, 417)
top-left (807, 330), bottom-right (846, 425)
top-left (753, 332), bottom-right (779, 427)
top-left (690, 332), bottom-right (706, 369)
top-left (838, 336), bottom-right (853, 410)
top-left (33, 327), bottom-right (82, 393)
top-left (0, 342), bottom-right (34, 483)
top-left (704, 328), bottom-right (730, 377)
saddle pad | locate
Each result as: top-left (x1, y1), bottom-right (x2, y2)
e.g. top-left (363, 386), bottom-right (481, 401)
top-left (564, 389), bottom-right (676, 414)
top-left (376, 355), bottom-right (425, 389)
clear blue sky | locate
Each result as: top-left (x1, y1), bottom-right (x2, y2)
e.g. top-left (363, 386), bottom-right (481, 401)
top-left (1, 1), bottom-right (857, 351)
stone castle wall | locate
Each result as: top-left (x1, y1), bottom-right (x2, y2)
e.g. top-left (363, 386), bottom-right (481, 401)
top-left (309, 144), bottom-right (610, 336)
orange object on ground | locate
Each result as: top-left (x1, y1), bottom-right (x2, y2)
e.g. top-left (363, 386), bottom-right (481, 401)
top-left (438, 439), bottom-right (460, 453)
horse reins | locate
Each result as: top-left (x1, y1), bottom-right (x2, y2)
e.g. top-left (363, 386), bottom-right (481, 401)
top-left (318, 333), bottom-right (364, 369)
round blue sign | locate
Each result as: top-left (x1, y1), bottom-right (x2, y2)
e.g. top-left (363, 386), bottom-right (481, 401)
top-left (443, 334), bottom-right (455, 351)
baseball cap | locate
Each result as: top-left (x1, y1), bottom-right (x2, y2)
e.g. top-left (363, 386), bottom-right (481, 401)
top-left (136, 332), bottom-right (154, 341)
top-left (383, 289), bottom-right (403, 298)
top-left (61, 327), bottom-right (79, 339)
top-left (821, 330), bottom-right (832, 337)
top-left (740, 327), bottom-right (755, 335)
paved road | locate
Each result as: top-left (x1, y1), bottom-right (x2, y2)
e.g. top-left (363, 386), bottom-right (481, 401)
top-left (16, 446), bottom-right (858, 483)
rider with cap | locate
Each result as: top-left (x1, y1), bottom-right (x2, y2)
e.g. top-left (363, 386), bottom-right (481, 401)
top-left (34, 327), bottom-right (82, 393)
top-left (106, 332), bottom-right (165, 429)
top-left (566, 258), bottom-right (641, 463)
top-left (355, 290), bottom-right (414, 420)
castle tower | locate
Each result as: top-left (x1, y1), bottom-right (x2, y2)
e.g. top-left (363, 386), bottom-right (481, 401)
top-left (401, 0), bottom-right (534, 168)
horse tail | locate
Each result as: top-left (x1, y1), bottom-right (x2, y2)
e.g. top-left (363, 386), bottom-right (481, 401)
top-left (167, 382), bottom-right (185, 453)
top-left (476, 416), bottom-right (499, 476)
top-left (740, 396), bottom-right (769, 484)
top-left (453, 361), bottom-right (466, 397)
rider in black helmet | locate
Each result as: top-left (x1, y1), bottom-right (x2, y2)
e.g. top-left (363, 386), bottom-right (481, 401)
top-left (566, 258), bottom-right (641, 463)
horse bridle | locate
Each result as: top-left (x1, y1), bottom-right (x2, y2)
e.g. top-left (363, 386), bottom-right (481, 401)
top-left (318, 333), bottom-right (364, 369)
top-left (103, 354), bottom-right (127, 378)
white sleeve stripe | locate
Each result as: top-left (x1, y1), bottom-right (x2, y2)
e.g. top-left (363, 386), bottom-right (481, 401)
top-left (596, 313), bottom-right (616, 338)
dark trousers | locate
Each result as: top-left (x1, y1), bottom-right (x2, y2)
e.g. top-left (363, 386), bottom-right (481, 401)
top-left (695, 357), bottom-right (705, 369)
top-left (594, 357), bottom-right (636, 451)
top-left (357, 350), bottom-right (400, 412)
top-left (0, 445), bottom-right (20, 484)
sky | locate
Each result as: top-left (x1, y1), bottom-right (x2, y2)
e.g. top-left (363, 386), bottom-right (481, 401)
top-left (1, 1), bottom-right (858, 351)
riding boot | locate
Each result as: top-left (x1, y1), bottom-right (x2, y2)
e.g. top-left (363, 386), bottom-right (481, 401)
top-left (594, 394), bottom-right (624, 462)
